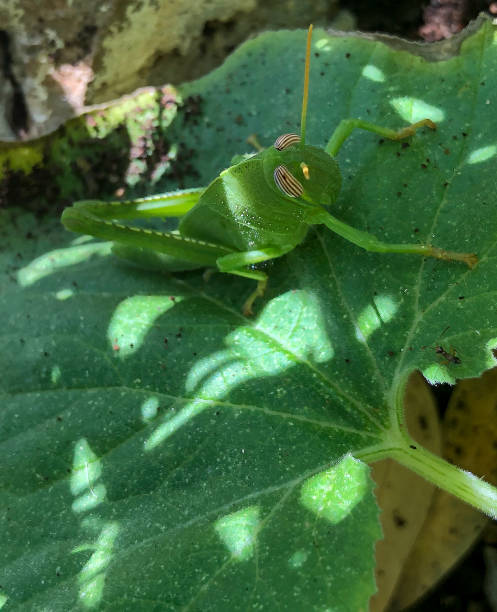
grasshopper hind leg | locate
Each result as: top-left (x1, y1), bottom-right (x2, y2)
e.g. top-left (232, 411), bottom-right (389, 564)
top-left (111, 244), bottom-right (204, 272)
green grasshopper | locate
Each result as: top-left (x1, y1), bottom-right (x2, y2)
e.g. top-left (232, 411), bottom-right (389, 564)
top-left (61, 25), bottom-right (477, 315)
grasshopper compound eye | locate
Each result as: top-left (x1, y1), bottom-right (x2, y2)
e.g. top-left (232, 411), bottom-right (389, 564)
top-left (273, 164), bottom-right (304, 197)
top-left (274, 133), bottom-right (301, 150)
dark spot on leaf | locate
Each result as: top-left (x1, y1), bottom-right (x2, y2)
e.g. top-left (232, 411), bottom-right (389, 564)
top-left (458, 295), bottom-right (465, 300)
top-left (401, 142), bottom-right (409, 149)
top-left (392, 510), bottom-right (407, 527)
top-left (345, 52), bottom-right (351, 58)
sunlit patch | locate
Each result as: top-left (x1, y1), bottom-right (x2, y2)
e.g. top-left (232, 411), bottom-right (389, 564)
top-left (288, 549), bottom-right (309, 569)
top-left (17, 242), bottom-right (112, 286)
top-left (300, 455), bottom-right (368, 524)
top-left (55, 288), bottom-right (74, 300)
top-left (72, 485), bottom-right (107, 513)
top-left (78, 574), bottom-right (105, 610)
top-left (390, 97), bottom-right (445, 123)
top-left (141, 396), bottom-right (159, 422)
top-left (51, 364), bottom-right (61, 384)
top-left (315, 38), bottom-right (332, 52)
top-left (421, 363), bottom-right (456, 385)
top-left (71, 438), bottom-right (106, 512)
top-left (355, 294), bottom-right (397, 343)
top-left (214, 506), bottom-right (260, 561)
top-left (145, 290), bottom-right (333, 450)
top-left (107, 294), bottom-right (182, 358)
top-left (0, 593), bottom-right (8, 608)
top-left (466, 144), bottom-right (497, 165)
top-left (76, 522), bottom-right (119, 609)
top-left (486, 337), bottom-right (497, 367)
top-left (361, 65), bottom-right (385, 82)
top-left (144, 398), bottom-right (208, 451)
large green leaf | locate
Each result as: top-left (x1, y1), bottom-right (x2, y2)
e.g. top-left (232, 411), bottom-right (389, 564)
top-left (2, 18), bottom-right (497, 610)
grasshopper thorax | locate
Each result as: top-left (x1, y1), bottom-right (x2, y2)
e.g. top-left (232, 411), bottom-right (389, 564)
top-left (262, 138), bottom-right (341, 207)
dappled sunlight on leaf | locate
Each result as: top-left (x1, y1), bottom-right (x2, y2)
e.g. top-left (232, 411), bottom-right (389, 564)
top-left (55, 288), bottom-right (75, 300)
top-left (390, 97), bottom-right (445, 123)
top-left (17, 242), bottom-right (112, 287)
top-left (288, 549), bottom-right (310, 569)
top-left (75, 520), bottom-right (120, 609)
top-left (70, 438), bottom-right (119, 609)
top-left (314, 37), bottom-right (333, 52)
top-left (354, 294), bottom-right (398, 343)
top-left (141, 396), bottom-right (160, 422)
top-left (214, 506), bottom-right (260, 562)
top-left (51, 364), bottom-right (62, 384)
top-left (107, 294), bottom-right (183, 357)
top-left (466, 144), bottom-right (497, 164)
top-left (361, 65), bottom-right (386, 83)
top-left (71, 438), bottom-right (106, 512)
top-left (144, 290), bottom-right (333, 450)
top-left (300, 455), bottom-right (369, 524)
top-left (422, 362), bottom-right (457, 385)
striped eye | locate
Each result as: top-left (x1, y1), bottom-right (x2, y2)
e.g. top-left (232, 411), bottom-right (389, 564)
top-left (274, 133), bottom-right (301, 151)
top-left (273, 165), bottom-right (304, 198)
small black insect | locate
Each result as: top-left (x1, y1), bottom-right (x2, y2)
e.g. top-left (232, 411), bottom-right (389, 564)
top-left (434, 344), bottom-right (461, 365)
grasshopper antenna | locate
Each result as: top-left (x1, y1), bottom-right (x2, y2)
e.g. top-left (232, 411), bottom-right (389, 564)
top-left (300, 24), bottom-right (313, 145)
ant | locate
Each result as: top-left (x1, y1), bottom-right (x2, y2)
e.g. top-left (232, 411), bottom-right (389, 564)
top-left (433, 344), bottom-right (461, 365)
top-left (423, 326), bottom-right (461, 365)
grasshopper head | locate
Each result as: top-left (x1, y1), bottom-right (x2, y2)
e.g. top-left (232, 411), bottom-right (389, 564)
top-left (261, 26), bottom-right (342, 208)
top-left (263, 135), bottom-right (341, 207)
